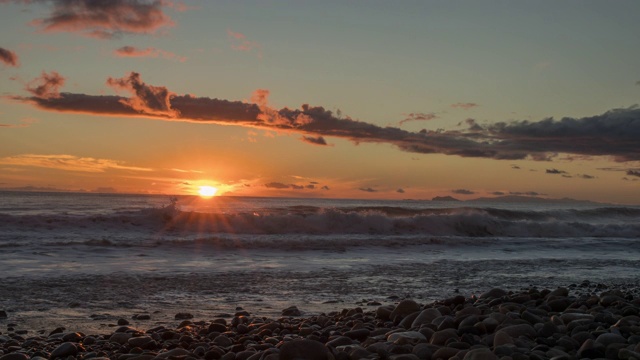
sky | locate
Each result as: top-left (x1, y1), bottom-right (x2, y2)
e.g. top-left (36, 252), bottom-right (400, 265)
top-left (1, 0), bottom-right (639, 204)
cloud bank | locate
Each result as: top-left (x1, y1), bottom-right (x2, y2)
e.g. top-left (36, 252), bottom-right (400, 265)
top-left (0, 154), bottom-right (151, 172)
top-left (0, 47), bottom-right (19, 66)
top-left (114, 46), bottom-right (186, 61)
top-left (3, 0), bottom-right (174, 38)
top-left (13, 72), bottom-right (640, 162)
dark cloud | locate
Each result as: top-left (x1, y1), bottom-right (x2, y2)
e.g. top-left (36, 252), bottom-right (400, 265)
top-left (546, 168), bottom-right (567, 175)
top-left (396, 188), bottom-right (405, 193)
top-left (13, 72), bottom-right (640, 162)
top-left (511, 164), bottom-right (520, 169)
top-left (290, 184), bottom-right (304, 190)
top-left (359, 187), bottom-right (376, 193)
top-left (26, 71), bottom-right (65, 99)
top-left (321, 185), bottom-right (330, 190)
top-left (451, 102), bottom-right (479, 110)
top-left (509, 191), bottom-right (543, 196)
top-left (491, 191), bottom-right (505, 195)
top-left (6, 0), bottom-right (175, 39)
top-left (106, 72), bottom-right (177, 117)
top-left (305, 184), bottom-right (315, 189)
top-left (300, 136), bottom-right (327, 146)
top-left (399, 112), bottom-right (437, 126)
top-left (0, 47), bottom-right (19, 67)
top-left (452, 189), bottom-right (475, 195)
top-left (578, 174), bottom-right (595, 179)
top-left (627, 170), bottom-right (640, 178)
top-left (264, 182), bottom-right (289, 189)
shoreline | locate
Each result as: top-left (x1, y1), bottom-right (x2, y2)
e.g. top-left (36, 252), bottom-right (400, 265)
top-left (1, 281), bottom-right (640, 359)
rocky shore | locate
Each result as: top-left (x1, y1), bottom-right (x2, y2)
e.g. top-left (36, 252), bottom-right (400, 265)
top-left (2, 281), bottom-right (640, 360)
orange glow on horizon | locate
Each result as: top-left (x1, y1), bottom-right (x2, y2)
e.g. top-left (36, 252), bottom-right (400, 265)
top-left (198, 185), bottom-right (218, 197)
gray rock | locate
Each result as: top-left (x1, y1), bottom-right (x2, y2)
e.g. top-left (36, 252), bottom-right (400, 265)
top-left (0, 353), bottom-right (29, 360)
top-left (128, 336), bottom-right (154, 348)
top-left (411, 308), bottom-right (441, 328)
top-left (595, 333), bottom-right (626, 347)
top-left (109, 332), bottom-right (132, 345)
top-left (390, 300), bottom-right (420, 321)
top-left (282, 306), bottom-right (302, 316)
top-left (50, 342), bottom-right (77, 358)
top-left (480, 288), bottom-right (507, 299)
top-left (279, 339), bottom-right (334, 360)
top-left (464, 348), bottom-right (498, 360)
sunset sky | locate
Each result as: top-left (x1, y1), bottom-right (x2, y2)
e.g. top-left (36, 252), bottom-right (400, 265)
top-left (1, 1), bottom-right (639, 203)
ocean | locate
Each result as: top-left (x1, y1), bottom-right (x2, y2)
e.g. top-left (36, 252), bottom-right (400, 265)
top-left (1, 191), bottom-right (639, 333)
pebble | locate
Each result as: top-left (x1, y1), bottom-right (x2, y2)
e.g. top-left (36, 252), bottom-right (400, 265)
top-left (0, 284), bottom-right (637, 360)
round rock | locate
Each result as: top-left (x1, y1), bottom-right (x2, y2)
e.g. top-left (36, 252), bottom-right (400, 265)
top-left (279, 339), bottom-right (334, 360)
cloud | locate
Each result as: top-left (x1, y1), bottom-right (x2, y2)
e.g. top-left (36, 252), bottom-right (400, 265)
top-left (7, 0), bottom-right (175, 39)
top-left (106, 72), bottom-right (178, 117)
top-left (0, 154), bottom-right (152, 172)
top-left (509, 191), bottom-right (543, 196)
top-left (227, 29), bottom-right (262, 57)
top-left (0, 118), bottom-right (36, 128)
top-left (321, 185), bottom-right (330, 190)
top-left (26, 71), bottom-right (65, 99)
top-left (511, 164), bottom-right (521, 169)
top-left (578, 174), bottom-right (595, 179)
top-left (399, 112), bottom-right (437, 126)
top-left (359, 187), bottom-right (376, 192)
top-left (627, 170), bottom-right (640, 178)
top-left (300, 135), bottom-right (328, 146)
top-left (451, 102), bottom-right (479, 110)
top-left (0, 47), bottom-right (19, 67)
top-left (546, 168), bottom-right (567, 175)
top-left (491, 191), bottom-right (505, 196)
top-left (13, 72), bottom-right (640, 162)
top-left (113, 46), bottom-right (186, 61)
top-left (396, 188), bottom-right (405, 193)
top-left (452, 189), bottom-right (475, 195)
top-left (264, 182), bottom-right (289, 189)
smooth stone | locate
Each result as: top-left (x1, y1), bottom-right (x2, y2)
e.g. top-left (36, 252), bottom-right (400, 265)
top-left (388, 355), bottom-right (420, 360)
top-left (463, 348), bottom-right (498, 360)
top-left (560, 313), bottom-right (594, 324)
top-left (576, 339), bottom-right (605, 359)
top-left (376, 305), bottom-right (395, 321)
top-left (128, 336), bottom-right (154, 348)
top-left (411, 308), bottom-right (441, 328)
top-left (480, 288), bottom-right (508, 299)
top-left (213, 335), bottom-right (233, 347)
top-left (493, 331), bottom-right (514, 347)
top-left (175, 312), bottom-right (193, 320)
top-left (432, 347), bottom-right (459, 360)
top-left (50, 342), bottom-right (77, 358)
top-left (390, 300), bottom-right (421, 321)
top-left (595, 332), bottom-right (626, 347)
top-left (497, 324), bottom-right (536, 339)
top-left (411, 343), bottom-right (432, 359)
top-left (109, 332), bottom-right (132, 344)
top-left (326, 336), bottom-right (353, 348)
top-left (0, 353), bottom-right (29, 360)
top-left (279, 339), bottom-right (334, 360)
top-left (282, 306), bottom-right (302, 317)
top-left (430, 328), bottom-right (458, 346)
top-left (209, 322), bottom-right (227, 333)
top-left (155, 348), bottom-right (192, 358)
top-left (344, 328), bottom-right (370, 340)
top-left (387, 331), bottom-right (426, 343)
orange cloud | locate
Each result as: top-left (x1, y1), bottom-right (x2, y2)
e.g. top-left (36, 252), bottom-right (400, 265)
top-left (0, 154), bottom-right (152, 173)
top-left (13, 72), bottom-right (640, 162)
top-left (26, 71), bottom-right (65, 99)
top-left (113, 46), bottom-right (186, 61)
top-left (227, 29), bottom-right (262, 57)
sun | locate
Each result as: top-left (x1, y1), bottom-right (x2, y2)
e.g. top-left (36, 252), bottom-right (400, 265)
top-left (198, 185), bottom-right (218, 197)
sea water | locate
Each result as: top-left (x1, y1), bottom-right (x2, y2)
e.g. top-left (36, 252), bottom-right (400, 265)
top-left (1, 191), bottom-right (639, 332)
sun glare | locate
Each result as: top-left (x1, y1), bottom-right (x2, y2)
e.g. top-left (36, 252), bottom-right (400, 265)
top-left (198, 185), bottom-right (218, 197)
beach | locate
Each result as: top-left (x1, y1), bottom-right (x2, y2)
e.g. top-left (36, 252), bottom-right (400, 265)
top-left (2, 281), bottom-right (640, 360)
top-left (1, 192), bottom-right (640, 358)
